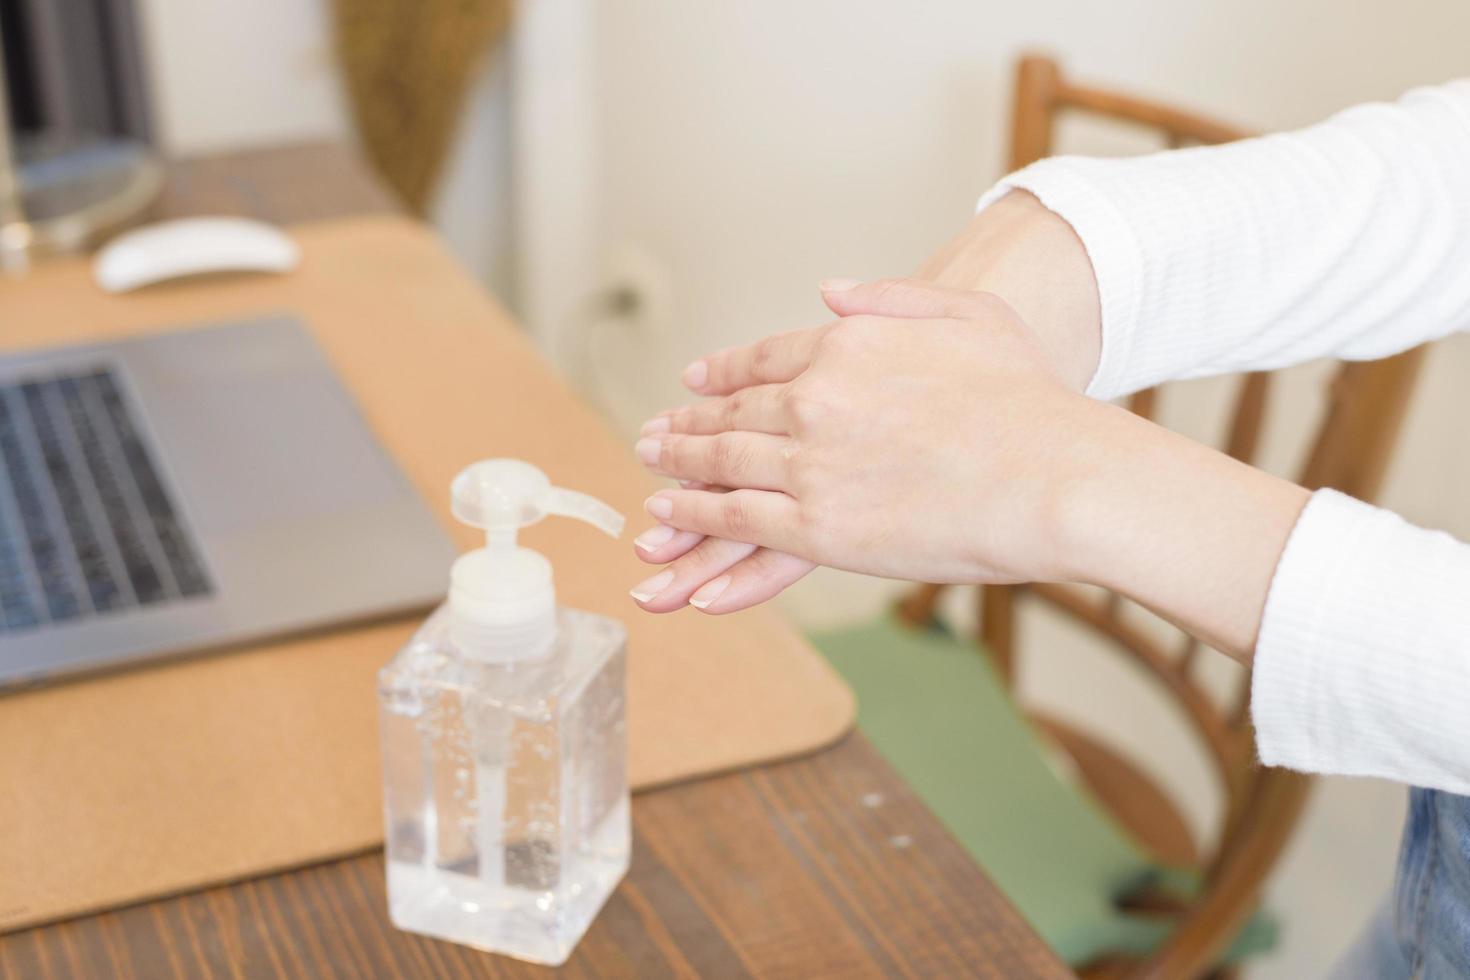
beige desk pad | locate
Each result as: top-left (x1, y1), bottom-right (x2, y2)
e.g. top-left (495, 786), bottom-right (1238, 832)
top-left (0, 215), bottom-right (855, 932)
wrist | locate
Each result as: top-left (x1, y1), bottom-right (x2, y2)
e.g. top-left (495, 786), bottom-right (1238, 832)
top-left (1053, 405), bottom-right (1311, 659)
top-left (918, 190), bottom-right (1101, 392)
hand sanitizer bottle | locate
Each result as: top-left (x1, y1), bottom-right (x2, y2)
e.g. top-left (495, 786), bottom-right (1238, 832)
top-left (378, 459), bottom-right (630, 965)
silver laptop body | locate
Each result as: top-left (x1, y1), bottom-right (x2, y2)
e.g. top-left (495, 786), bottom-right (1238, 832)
top-left (0, 315), bottom-right (456, 687)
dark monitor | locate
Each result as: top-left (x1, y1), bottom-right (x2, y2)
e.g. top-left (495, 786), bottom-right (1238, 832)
top-left (0, 0), bottom-right (158, 255)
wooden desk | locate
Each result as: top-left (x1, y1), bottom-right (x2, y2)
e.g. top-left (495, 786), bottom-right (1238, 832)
top-left (0, 144), bottom-right (1070, 980)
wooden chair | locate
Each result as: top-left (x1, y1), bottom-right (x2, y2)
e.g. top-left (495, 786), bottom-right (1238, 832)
top-left (896, 54), bottom-right (1429, 978)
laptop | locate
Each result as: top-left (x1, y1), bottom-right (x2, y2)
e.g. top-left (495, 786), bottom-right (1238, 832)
top-left (0, 315), bottom-right (456, 688)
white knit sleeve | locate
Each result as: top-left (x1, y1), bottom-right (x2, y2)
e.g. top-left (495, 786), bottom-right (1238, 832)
top-left (972, 83), bottom-right (1470, 791)
top-left (1250, 490), bottom-right (1470, 794)
top-left (977, 80), bottom-right (1470, 400)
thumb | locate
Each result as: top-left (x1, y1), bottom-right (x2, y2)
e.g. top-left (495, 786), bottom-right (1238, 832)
top-left (820, 277), bottom-right (996, 320)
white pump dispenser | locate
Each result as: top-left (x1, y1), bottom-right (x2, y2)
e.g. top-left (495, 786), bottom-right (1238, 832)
top-left (447, 459), bottom-right (624, 660)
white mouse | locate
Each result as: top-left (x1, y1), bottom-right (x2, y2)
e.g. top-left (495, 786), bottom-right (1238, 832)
top-left (94, 216), bottom-right (301, 293)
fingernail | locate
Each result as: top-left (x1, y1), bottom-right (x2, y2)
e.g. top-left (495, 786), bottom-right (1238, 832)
top-left (641, 415), bottom-right (671, 436)
top-left (645, 495), bottom-right (673, 520)
top-left (820, 277), bottom-right (862, 292)
top-left (633, 524), bottom-right (677, 552)
top-left (635, 437), bottom-right (661, 466)
top-left (630, 569), bottom-right (675, 603)
top-left (689, 575), bottom-right (731, 610)
top-left (682, 360), bottom-right (708, 390)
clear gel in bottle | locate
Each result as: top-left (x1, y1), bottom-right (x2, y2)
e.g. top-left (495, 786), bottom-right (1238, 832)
top-left (379, 460), bottom-right (630, 965)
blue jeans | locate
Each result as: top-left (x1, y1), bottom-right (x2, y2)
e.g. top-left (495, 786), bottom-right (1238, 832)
top-left (1330, 789), bottom-right (1470, 978)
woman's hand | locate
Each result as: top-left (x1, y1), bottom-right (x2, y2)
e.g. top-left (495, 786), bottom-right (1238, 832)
top-left (626, 190), bottom-right (1102, 614)
top-left (631, 283), bottom-right (1111, 600)
top-left (629, 278), bottom-right (1310, 660)
top-left (628, 190), bottom-right (1104, 615)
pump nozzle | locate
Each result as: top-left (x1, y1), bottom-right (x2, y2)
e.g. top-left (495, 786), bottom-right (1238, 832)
top-left (451, 459), bottom-right (624, 547)
top-left (446, 460), bottom-right (624, 661)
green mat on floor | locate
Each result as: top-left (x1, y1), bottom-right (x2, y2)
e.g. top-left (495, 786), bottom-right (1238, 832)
top-left (810, 613), bottom-right (1276, 967)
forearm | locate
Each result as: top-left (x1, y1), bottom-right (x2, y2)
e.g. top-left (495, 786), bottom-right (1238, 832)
top-left (984, 81), bottom-right (1470, 400)
top-left (1047, 398), bottom-right (1470, 793)
top-left (1054, 403), bottom-right (1310, 661)
top-left (886, 199), bottom-right (1305, 656)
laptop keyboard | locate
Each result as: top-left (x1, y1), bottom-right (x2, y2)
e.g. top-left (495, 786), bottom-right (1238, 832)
top-left (0, 366), bottom-right (211, 633)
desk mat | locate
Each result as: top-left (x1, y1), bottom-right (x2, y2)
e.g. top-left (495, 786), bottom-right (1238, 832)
top-left (0, 216), bottom-right (855, 932)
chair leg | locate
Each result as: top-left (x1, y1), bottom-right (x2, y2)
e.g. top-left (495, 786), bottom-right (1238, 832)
top-left (895, 583), bottom-right (946, 626)
top-left (979, 584), bottom-right (1017, 686)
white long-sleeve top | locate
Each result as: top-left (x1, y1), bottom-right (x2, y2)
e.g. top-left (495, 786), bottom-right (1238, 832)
top-left (976, 80), bottom-right (1470, 795)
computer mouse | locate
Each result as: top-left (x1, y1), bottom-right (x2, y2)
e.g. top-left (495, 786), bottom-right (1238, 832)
top-left (93, 216), bottom-right (301, 293)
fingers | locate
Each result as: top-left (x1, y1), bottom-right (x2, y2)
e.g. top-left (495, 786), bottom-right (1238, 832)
top-left (683, 326), bottom-right (827, 396)
top-left (628, 535), bottom-right (757, 613)
top-left (642, 384), bottom-right (787, 437)
top-left (644, 487), bottom-right (798, 549)
top-left (635, 431), bottom-right (793, 491)
top-left (821, 277), bottom-right (999, 321)
top-left (628, 534), bottom-right (816, 615)
top-left (684, 548), bottom-right (817, 614)
top-left (631, 523), bottom-right (706, 563)
top-left (679, 278), bottom-right (996, 398)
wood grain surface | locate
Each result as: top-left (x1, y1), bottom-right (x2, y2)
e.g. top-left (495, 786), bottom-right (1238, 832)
top-left (0, 143), bottom-right (1071, 979)
top-left (0, 735), bottom-right (1070, 979)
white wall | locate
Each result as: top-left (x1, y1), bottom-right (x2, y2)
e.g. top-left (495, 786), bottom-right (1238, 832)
top-left (136, 0), bottom-right (350, 153)
top-left (590, 0), bottom-right (1470, 427)
top-left (586, 4), bottom-right (1470, 978)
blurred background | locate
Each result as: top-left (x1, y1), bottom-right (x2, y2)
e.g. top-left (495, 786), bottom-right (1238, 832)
top-left (17, 0), bottom-right (1470, 975)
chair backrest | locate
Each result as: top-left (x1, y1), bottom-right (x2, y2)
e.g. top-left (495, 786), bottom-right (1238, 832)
top-left (900, 53), bottom-right (1429, 979)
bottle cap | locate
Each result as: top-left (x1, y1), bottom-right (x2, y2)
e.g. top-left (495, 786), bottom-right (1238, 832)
top-left (447, 460), bottom-right (623, 661)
